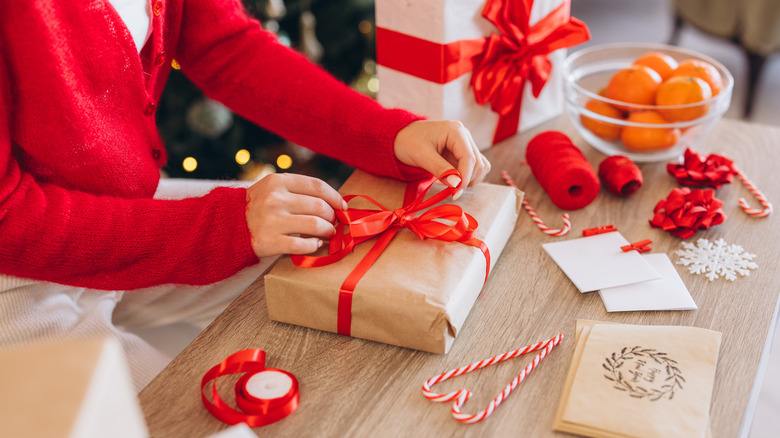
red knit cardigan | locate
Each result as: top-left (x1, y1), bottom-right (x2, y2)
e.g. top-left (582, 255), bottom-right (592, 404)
top-left (0, 0), bottom-right (424, 290)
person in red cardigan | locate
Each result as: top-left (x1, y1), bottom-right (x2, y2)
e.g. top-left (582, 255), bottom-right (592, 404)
top-left (0, 0), bottom-right (489, 389)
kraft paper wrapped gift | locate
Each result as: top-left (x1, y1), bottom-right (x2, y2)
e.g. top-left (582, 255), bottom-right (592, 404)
top-left (265, 170), bottom-right (522, 354)
top-left (0, 337), bottom-right (148, 438)
top-left (375, 0), bottom-right (589, 149)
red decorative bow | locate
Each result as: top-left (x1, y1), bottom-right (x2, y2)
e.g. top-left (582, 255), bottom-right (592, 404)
top-left (291, 170), bottom-right (490, 337)
top-left (649, 188), bottom-right (726, 239)
top-left (667, 148), bottom-right (737, 189)
top-left (621, 239), bottom-right (652, 253)
top-left (471, 0), bottom-right (590, 143)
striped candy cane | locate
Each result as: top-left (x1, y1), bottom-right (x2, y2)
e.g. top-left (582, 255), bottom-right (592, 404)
top-left (734, 166), bottom-right (773, 217)
top-left (422, 333), bottom-right (563, 424)
top-left (501, 171), bottom-right (571, 236)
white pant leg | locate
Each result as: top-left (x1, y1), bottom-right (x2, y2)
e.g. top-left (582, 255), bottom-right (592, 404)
top-left (0, 275), bottom-right (171, 391)
top-left (112, 258), bottom-right (277, 330)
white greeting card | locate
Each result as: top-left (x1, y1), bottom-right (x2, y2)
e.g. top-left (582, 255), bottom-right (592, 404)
top-left (598, 253), bottom-right (697, 312)
top-left (542, 232), bottom-right (660, 293)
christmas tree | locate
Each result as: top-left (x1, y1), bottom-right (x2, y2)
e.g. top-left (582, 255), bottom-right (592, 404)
top-left (157, 0), bottom-right (377, 187)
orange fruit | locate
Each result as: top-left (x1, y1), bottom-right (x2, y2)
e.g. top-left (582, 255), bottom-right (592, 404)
top-left (605, 65), bottom-right (662, 110)
top-left (581, 98), bottom-right (624, 141)
top-left (655, 76), bottom-right (712, 121)
top-left (634, 52), bottom-right (678, 80)
top-left (620, 111), bottom-right (680, 151)
top-left (670, 59), bottom-right (723, 95)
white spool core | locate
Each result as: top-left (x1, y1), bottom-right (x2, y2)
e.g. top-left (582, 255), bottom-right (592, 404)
top-left (245, 370), bottom-right (294, 400)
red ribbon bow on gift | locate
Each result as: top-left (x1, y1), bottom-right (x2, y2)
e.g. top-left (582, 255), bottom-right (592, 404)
top-left (376, 0), bottom-right (589, 145)
top-left (649, 187), bottom-right (726, 239)
top-left (291, 170), bottom-right (490, 337)
top-left (471, 0), bottom-right (590, 143)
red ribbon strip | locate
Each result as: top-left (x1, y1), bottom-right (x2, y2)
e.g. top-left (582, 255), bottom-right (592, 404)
top-left (376, 0), bottom-right (589, 144)
top-left (621, 239), bottom-right (652, 253)
top-left (291, 170), bottom-right (490, 337)
top-left (201, 349), bottom-right (299, 427)
top-left (582, 225), bottom-right (617, 237)
top-left (375, 27), bottom-right (486, 84)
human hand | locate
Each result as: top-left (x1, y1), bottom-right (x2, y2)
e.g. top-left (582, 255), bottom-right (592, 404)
top-left (245, 173), bottom-right (346, 258)
top-left (393, 120), bottom-right (491, 200)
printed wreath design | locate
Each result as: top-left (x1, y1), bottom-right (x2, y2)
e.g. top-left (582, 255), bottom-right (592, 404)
top-left (602, 346), bottom-right (685, 401)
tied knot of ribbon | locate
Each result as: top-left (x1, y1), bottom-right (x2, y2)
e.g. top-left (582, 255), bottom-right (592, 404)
top-left (291, 170), bottom-right (490, 337)
top-left (471, 0), bottom-right (590, 143)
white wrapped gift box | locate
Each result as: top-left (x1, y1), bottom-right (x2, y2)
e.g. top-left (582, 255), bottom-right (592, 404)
top-left (376, 0), bottom-right (586, 149)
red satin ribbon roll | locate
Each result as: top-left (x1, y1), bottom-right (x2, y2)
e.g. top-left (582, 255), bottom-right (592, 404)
top-left (599, 155), bottom-right (642, 197)
top-left (525, 131), bottom-right (599, 210)
top-left (201, 349), bottom-right (299, 427)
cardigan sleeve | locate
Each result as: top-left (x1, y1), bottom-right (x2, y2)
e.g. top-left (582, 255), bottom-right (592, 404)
top-left (0, 47), bottom-right (260, 290)
top-left (174, 0), bottom-right (429, 181)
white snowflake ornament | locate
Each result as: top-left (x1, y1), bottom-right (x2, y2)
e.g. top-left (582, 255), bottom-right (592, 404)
top-left (675, 238), bottom-right (758, 281)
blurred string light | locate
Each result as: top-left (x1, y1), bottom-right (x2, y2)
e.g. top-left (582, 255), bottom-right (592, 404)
top-left (276, 154), bottom-right (293, 170)
top-left (182, 156), bottom-right (198, 172)
top-left (367, 77), bottom-right (379, 93)
top-left (358, 20), bottom-right (372, 35)
top-left (235, 149), bottom-right (251, 165)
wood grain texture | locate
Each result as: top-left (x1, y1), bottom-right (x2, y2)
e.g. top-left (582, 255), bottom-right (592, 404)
top-left (139, 117), bottom-right (780, 437)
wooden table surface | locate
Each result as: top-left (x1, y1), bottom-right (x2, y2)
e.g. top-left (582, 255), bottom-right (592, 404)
top-left (140, 117), bottom-right (780, 437)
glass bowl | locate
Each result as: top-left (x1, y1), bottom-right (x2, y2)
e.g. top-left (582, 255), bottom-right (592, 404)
top-left (563, 43), bottom-right (734, 162)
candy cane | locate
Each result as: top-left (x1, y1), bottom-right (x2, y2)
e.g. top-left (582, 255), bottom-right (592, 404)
top-left (501, 171), bottom-right (571, 236)
top-left (734, 166), bottom-right (773, 217)
top-left (422, 333), bottom-right (563, 424)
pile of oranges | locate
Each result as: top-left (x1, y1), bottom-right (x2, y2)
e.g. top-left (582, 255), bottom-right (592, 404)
top-left (580, 52), bottom-right (723, 152)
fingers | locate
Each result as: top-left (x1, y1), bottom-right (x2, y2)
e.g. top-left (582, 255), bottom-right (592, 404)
top-left (245, 173), bottom-right (344, 258)
top-left (393, 120), bottom-right (491, 199)
top-left (282, 174), bottom-right (347, 211)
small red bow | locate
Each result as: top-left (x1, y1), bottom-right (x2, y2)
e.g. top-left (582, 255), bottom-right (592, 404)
top-left (649, 187), bottom-right (726, 238)
top-left (667, 148), bottom-right (737, 189)
top-left (471, 0), bottom-right (590, 143)
top-left (291, 170), bottom-right (489, 336)
top-left (621, 239), bottom-right (652, 253)
top-left (582, 224), bottom-right (617, 237)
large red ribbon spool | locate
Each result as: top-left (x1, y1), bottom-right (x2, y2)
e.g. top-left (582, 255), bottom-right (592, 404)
top-left (525, 131), bottom-right (599, 210)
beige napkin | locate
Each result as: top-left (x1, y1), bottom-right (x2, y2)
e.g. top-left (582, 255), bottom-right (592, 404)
top-left (554, 320), bottom-right (721, 438)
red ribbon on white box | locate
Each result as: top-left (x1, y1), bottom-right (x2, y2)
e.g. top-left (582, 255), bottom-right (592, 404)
top-left (377, 0), bottom-right (589, 144)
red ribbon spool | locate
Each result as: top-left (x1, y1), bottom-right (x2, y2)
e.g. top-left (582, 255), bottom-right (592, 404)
top-left (201, 349), bottom-right (299, 427)
top-left (525, 131), bottom-right (599, 210)
top-left (598, 155), bottom-right (643, 197)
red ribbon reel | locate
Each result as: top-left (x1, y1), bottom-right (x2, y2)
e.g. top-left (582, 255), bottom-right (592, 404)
top-left (201, 349), bottom-right (299, 427)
